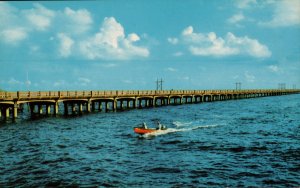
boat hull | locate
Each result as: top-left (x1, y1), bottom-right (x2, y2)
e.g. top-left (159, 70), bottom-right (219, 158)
top-left (134, 127), bottom-right (157, 135)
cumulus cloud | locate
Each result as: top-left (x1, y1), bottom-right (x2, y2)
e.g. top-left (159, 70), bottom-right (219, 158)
top-left (0, 3), bottom-right (149, 61)
top-left (268, 65), bottom-right (279, 72)
top-left (23, 3), bottom-right (55, 31)
top-left (167, 37), bottom-right (178, 45)
top-left (62, 7), bottom-right (93, 34)
top-left (179, 26), bottom-right (271, 58)
top-left (259, 0), bottom-right (300, 27)
top-left (0, 3), bottom-right (55, 45)
top-left (79, 17), bottom-right (149, 60)
top-left (0, 27), bottom-right (28, 44)
top-left (227, 13), bottom-right (245, 24)
top-left (235, 0), bottom-right (257, 9)
top-left (57, 33), bottom-right (74, 57)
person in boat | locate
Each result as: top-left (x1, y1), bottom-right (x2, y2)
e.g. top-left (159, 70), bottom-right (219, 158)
top-left (142, 122), bottom-right (147, 129)
top-left (157, 121), bottom-right (162, 130)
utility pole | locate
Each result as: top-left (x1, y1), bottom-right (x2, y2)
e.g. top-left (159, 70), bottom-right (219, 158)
top-left (235, 82), bottom-right (241, 90)
top-left (156, 78), bottom-right (163, 90)
top-left (278, 83), bottom-right (286, 90)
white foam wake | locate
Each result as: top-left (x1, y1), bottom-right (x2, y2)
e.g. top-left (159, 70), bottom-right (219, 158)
top-left (142, 124), bottom-right (218, 138)
top-left (173, 121), bottom-right (193, 127)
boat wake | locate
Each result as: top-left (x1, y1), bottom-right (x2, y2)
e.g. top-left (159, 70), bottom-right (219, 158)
top-left (141, 121), bottom-right (218, 138)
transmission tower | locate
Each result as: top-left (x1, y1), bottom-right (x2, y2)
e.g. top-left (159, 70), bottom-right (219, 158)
top-left (156, 78), bottom-right (163, 90)
top-left (235, 82), bottom-right (241, 90)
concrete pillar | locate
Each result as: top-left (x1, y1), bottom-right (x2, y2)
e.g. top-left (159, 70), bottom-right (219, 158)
top-left (71, 103), bottom-right (76, 113)
top-left (54, 102), bottom-right (59, 115)
top-left (87, 100), bottom-right (91, 112)
top-left (0, 108), bottom-right (2, 118)
top-left (139, 99), bottom-right (142, 108)
top-left (104, 102), bottom-right (108, 111)
top-left (98, 102), bottom-right (102, 111)
top-left (13, 102), bottom-right (18, 118)
top-left (120, 100), bottom-right (123, 109)
top-left (38, 105), bottom-right (43, 114)
top-left (46, 104), bottom-right (51, 115)
top-left (127, 100), bottom-right (130, 108)
top-left (133, 99), bottom-right (137, 108)
top-left (113, 100), bottom-right (117, 111)
top-left (6, 107), bottom-right (10, 118)
top-left (79, 103), bottom-right (83, 113)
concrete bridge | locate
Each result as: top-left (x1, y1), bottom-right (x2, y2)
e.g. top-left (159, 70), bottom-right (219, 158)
top-left (0, 89), bottom-right (299, 119)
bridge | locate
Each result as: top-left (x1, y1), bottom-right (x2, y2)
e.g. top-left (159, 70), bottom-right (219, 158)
top-left (0, 89), bottom-right (299, 119)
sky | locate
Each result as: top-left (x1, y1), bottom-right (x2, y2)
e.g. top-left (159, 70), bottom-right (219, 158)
top-left (0, 0), bottom-right (300, 91)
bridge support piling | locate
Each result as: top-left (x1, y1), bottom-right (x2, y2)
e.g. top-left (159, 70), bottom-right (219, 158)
top-left (127, 100), bottom-right (130, 108)
top-left (13, 102), bottom-right (18, 118)
top-left (46, 104), bottom-right (51, 115)
top-left (71, 104), bottom-right (76, 114)
top-left (98, 102), bottom-right (102, 111)
top-left (87, 100), bottom-right (91, 112)
top-left (105, 102), bottom-right (108, 112)
top-left (113, 100), bottom-right (117, 111)
top-left (54, 102), bottom-right (59, 115)
top-left (5, 107), bottom-right (10, 118)
top-left (38, 105), bottom-right (43, 114)
top-left (79, 103), bottom-right (83, 113)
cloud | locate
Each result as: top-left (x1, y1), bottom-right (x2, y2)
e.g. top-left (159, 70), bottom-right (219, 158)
top-left (167, 37), bottom-right (178, 45)
top-left (78, 77), bottom-right (91, 86)
top-left (78, 77), bottom-right (90, 83)
top-left (179, 26), bottom-right (271, 58)
top-left (235, 0), bottom-right (257, 9)
top-left (0, 3), bottom-right (149, 61)
top-left (23, 3), bottom-right (55, 31)
top-left (259, 0), bottom-right (300, 27)
top-left (0, 3), bottom-right (92, 44)
top-left (245, 71), bottom-right (255, 82)
top-left (173, 51), bottom-right (183, 57)
top-left (166, 67), bottom-right (177, 72)
top-left (227, 12), bottom-right (245, 24)
top-left (63, 7), bottom-right (93, 34)
top-left (57, 33), bottom-right (74, 57)
top-left (267, 65), bottom-right (279, 72)
top-left (0, 27), bottom-right (28, 44)
top-left (0, 3), bottom-right (55, 45)
top-left (8, 78), bottom-right (23, 85)
top-left (53, 80), bottom-right (66, 87)
top-left (79, 17), bottom-right (149, 60)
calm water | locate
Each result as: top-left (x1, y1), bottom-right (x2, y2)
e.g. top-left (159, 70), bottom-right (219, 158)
top-left (1, 94), bottom-right (300, 187)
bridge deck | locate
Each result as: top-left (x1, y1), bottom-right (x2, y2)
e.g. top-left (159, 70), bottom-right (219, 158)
top-left (0, 89), bottom-right (299, 120)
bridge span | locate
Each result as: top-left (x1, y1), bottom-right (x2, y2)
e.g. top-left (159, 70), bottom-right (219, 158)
top-left (0, 89), bottom-right (299, 119)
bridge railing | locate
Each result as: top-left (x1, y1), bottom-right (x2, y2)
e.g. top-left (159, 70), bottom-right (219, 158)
top-left (1, 89), bottom-right (299, 101)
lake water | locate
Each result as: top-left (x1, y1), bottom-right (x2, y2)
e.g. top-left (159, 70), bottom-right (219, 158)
top-left (1, 94), bottom-right (300, 187)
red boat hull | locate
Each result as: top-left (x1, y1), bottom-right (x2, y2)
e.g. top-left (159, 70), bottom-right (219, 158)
top-left (134, 127), bottom-right (157, 135)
